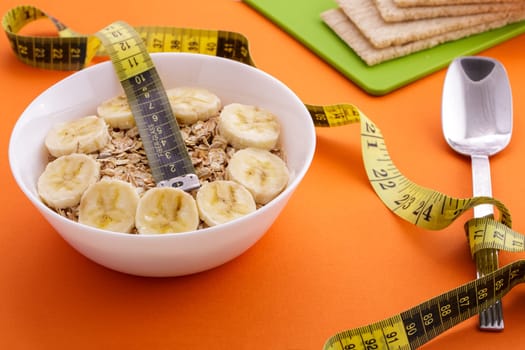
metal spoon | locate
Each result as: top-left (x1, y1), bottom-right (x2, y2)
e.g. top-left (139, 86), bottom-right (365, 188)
top-left (442, 56), bottom-right (512, 331)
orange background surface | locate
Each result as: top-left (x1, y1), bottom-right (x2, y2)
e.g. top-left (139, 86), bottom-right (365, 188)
top-left (1, 0), bottom-right (525, 349)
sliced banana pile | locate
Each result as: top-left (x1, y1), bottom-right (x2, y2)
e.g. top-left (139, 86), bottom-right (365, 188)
top-left (97, 94), bottom-right (135, 130)
top-left (38, 153), bottom-right (100, 209)
top-left (45, 115), bottom-right (110, 157)
top-left (78, 179), bottom-right (140, 233)
top-left (226, 148), bottom-right (289, 205)
top-left (219, 103), bottom-right (280, 150)
top-left (166, 87), bottom-right (222, 125)
top-left (136, 187), bottom-right (200, 234)
top-left (37, 86), bottom-right (290, 234)
top-left (196, 180), bottom-right (257, 227)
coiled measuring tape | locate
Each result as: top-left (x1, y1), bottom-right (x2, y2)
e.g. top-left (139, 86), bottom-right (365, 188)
top-left (4, 5), bottom-right (525, 349)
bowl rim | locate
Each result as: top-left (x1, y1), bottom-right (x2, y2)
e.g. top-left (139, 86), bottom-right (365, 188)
top-left (9, 52), bottom-right (316, 239)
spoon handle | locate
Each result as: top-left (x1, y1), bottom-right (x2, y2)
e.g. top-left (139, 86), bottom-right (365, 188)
top-left (471, 154), bottom-right (493, 217)
top-left (471, 153), bottom-right (504, 330)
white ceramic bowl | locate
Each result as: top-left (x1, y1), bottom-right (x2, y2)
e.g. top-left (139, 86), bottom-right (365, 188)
top-left (9, 53), bottom-right (315, 277)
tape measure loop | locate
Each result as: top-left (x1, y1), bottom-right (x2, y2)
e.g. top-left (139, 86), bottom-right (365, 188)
top-left (2, 5), bottom-right (100, 70)
top-left (2, 6), bottom-right (256, 71)
top-left (2, 5), bottom-right (47, 34)
top-left (465, 215), bottom-right (525, 256)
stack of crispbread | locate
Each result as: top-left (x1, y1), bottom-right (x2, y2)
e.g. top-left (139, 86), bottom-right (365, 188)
top-left (321, 0), bottom-right (525, 66)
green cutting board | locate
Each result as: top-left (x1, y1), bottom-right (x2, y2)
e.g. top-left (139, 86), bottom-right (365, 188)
top-left (244, 0), bottom-right (525, 95)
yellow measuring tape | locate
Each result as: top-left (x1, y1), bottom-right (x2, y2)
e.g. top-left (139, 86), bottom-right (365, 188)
top-left (3, 5), bottom-right (525, 349)
top-left (95, 21), bottom-right (200, 190)
top-left (1, 5), bottom-right (253, 70)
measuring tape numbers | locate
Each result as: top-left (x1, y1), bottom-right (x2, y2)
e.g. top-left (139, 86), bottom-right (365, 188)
top-left (309, 103), bottom-right (513, 232)
top-left (2, 5), bottom-right (99, 70)
top-left (4, 5), bottom-right (525, 349)
top-left (324, 259), bottom-right (525, 350)
top-left (2, 5), bottom-right (253, 71)
top-left (95, 21), bottom-right (199, 189)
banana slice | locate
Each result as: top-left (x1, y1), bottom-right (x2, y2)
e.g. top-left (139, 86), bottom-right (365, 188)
top-left (166, 87), bottom-right (222, 125)
top-left (44, 115), bottom-right (110, 157)
top-left (37, 153), bottom-right (100, 209)
top-left (196, 180), bottom-right (256, 227)
top-left (218, 103), bottom-right (281, 150)
top-left (97, 94), bottom-right (136, 130)
top-left (226, 148), bottom-right (289, 205)
top-left (78, 179), bottom-right (139, 233)
top-left (135, 187), bottom-right (200, 234)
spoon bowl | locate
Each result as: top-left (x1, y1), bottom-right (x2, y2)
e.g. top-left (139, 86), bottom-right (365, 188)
top-left (442, 56), bottom-right (512, 157)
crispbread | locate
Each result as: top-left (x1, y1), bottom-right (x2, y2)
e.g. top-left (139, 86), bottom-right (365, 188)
top-left (337, 0), bottom-right (521, 48)
top-left (394, 0), bottom-right (521, 7)
top-left (375, 0), bottom-right (525, 22)
top-left (321, 7), bottom-right (525, 66)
